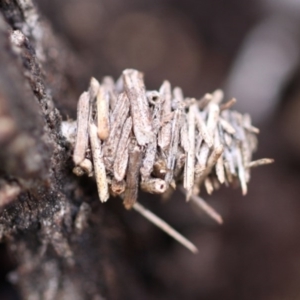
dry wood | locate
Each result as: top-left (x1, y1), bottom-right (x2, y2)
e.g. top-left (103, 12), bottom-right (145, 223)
top-left (73, 92), bottom-right (90, 165)
top-left (198, 93), bottom-right (212, 109)
top-left (102, 76), bottom-right (118, 111)
top-left (123, 69), bottom-right (152, 146)
top-left (165, 108), bottom-right (182, 184)
top-left (111, 178), bottom-right (126, 196)
top-left (133, 202), bottom-right (198, 254)
top-left (123, 141), bottom-right (143, 209)
top-left (158, 80), bottom-right (172, 150)
top-left (97, 85), bottom-right (110, 140)
top-left (89, 77), bottom-right (100, 101)
top-left (141, 93), bottom-right (162, 179)
top-left (64, 68), bottom-right (272, 252)
top-left (184, 104), bottom-right (196, 200)
top-left (89, 123), bottom-right (109, 202)
top-left (141, 178), bottom-right (167, 194)
top-left (247, 158), bottom-right (274, 168)
top-left (113, 117), bottom-right (132, 181)
top-left (103, 92), bottom-right (130, 168)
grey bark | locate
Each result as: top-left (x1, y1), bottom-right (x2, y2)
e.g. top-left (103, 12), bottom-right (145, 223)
top-left (0, 1), bottom-right (135, 299)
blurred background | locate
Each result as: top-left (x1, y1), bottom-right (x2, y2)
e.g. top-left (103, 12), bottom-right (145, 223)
top-left (3, 0), bottom-right (300, 299)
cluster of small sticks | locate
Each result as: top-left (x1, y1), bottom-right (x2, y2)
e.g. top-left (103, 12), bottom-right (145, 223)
top-left (62, 69), bottom-right (273, 253)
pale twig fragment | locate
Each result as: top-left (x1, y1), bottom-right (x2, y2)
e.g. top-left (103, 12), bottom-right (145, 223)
top-left (190, 194), bottom-right (223, 224)
top-left (174, 151), bottom-right (186, 178)
top-left (160, 80), bottom-right (171, 110)
top-left (244, 125), bottom-right (259, 134)
top-left (223, 147), bottom-right (236, 176)
top-left (231, 111), bottom-right (246, 141)
top-left (102, 76), bottom-right (118, 112)
top-left (212, 177), bottom-right (221, 190)
top-left (241, 139), bottom-right (251, 183)
top-left (214, 130), bottom-right (225, 184)
top-left (133, 202), bottom-right (198, 254)
top-left (152, 158), bottom-right (168, 179)
top-left (223, 161), bottom-right (233, 183)
top-left (123, 69), bottom-right (152, 146)
top-left (113, 117), bottom-right (132, 181)
top-left (170, 179), bottom-right (176, 190)
top-left (233, 113), bottom-right (252, 182)
top-left (165, 108), bottom-right (182, 183)
top-left (97, 86), bottom-right (110, 140)
top-left (247, 158), bottom-right (274, 168)
top-left (111, 178), bottom-right (126, 196)
top-left (195, 134), bottom-right (203, 165)
top-left (195, 143), bottom-right (210, 177)
top-left (141, 178), bottom-right (167, 194)
top-left (73, 92), bottom-right (90, 165)
top-left (73, 166), bottom-right (85, 177)
top-left (103, 93), bottom-right (129, 168)
top-left (234, 146), bottom-right (247, 195)
top-left (158, 80), bottom-right (172, 150)
top-left (180, 115), bottom-right (189, 152)
top-left (195, 111), bottom-right (213, 147)
top-left (146, 90), bottom-right (160, 105)
top-left (220, 98), bottom-right (236, 111)
top-left (89, 77), bottom-right (100, 101)
top-left (224, 132), bottom-right (233, 147)
top-left (115, 74), bottom-right (123, 93)
top-left (161, 112), bottom-right (174, 125)
top-left (204, 177), bottom-right (214, 195)
top-left (123, 141), bottom-right (143, 209)
top-left (247, 132), bottom-right (258, 153)
top-left (141, 95), bottom-right (162, 180)
top-left (184, 104), bottom-right (196, 200)
top-left (179, 186), bottom-right (223, 224)
top-left (79, 158), bottom-right (93, 176)
top-left (198, 93), bottom-right (212, 109)
top-left (172, 87), bottom-right (184, 110)
top-left (220, 118), bottom-right (236, 135)
top-left (196, 145), bottom-right (223, 185)
top-left (206, 103), bottom-right (220, 136)
top-left (184, 97), bottom-right (197, 107)
top-left (215, 155), bottom-right (225, 184)
top-left (211, 89), bottom-right (224, 104)
top-left (140, 136), bottom-right (157, 180)
top-left (89, 123), bottom-right (109, 202)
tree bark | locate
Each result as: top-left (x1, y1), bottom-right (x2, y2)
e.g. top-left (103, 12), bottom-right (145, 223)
top-left (0, 1), bottom-right (138, 299)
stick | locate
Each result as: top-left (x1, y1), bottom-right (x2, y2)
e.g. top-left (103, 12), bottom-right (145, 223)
top-left (184, 104), bottom-right (196, 200)
top-left (113, 117), bottom-right (132, 181)
top-left (158, 80), bottom-right (172, 150)
top-left (73, 92), bottom-right (90, 165)
top-left (247, 158), bottom-right (274, 168)
top-left (179, 186), bottom-right (223, 224)
top-left (89, 123), bottom-right (109, 202)
top-left (123, 141), bottom-right (143, 209)
top-left (97, 85), bottom-right (110, 140)
top-left (123, 69), bottom-right (152, 146)
top-left (133, 202), bottom-right (198, 254)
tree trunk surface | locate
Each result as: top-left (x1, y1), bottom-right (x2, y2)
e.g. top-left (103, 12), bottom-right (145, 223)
top-left (0, 1), bottom-right (141, 299)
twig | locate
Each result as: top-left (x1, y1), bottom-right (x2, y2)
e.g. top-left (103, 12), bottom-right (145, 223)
top-left (89, 123), bottom-right (109, 202)
top-left (73, 92), bottom-right (90, 165)
top-left (133, 202), bottom-right (198, 254)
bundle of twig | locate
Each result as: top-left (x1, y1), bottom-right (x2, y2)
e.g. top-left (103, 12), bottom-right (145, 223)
top-left (61, 69), bottom-right (272, 253)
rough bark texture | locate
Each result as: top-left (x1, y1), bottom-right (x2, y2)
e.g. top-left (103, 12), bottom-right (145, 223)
top-left (0, 1), bottom-right (139, 299)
